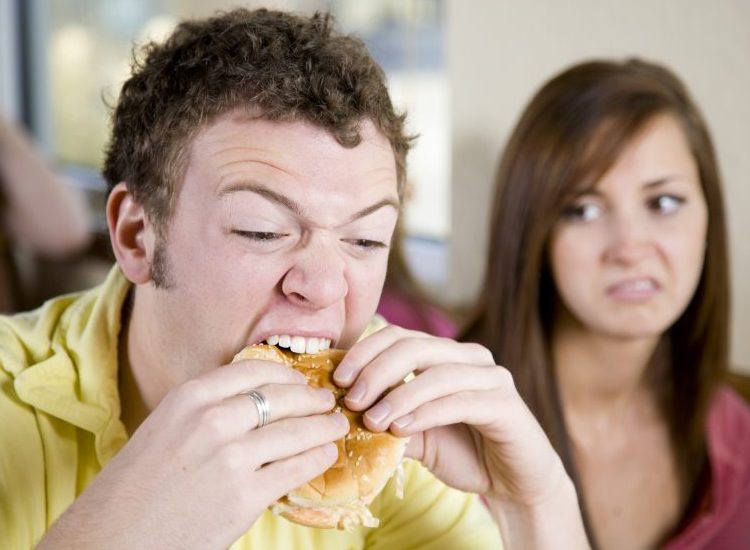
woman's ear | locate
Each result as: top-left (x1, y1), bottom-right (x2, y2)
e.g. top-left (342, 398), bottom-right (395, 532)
top-left (107, 182), bottom-right (156, 284)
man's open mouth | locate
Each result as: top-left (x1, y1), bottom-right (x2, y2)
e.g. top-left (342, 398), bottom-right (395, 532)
top-left (264, 335), bottom-right (332, 354)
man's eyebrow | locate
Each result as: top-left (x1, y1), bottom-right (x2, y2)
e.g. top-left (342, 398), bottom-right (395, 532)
top-left (220, 180), bottom-right (399, 222)
top-left (347, 198), bottom-right (400, 223)
top-left (219, 181), bottom-right (302, 216)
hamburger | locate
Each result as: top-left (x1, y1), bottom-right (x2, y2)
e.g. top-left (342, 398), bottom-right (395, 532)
top-left (233, 344), bottom-right (408, 530)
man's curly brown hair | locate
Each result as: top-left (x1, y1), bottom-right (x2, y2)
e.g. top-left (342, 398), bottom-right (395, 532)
top-left (103, 8), bottom-right (413, 231)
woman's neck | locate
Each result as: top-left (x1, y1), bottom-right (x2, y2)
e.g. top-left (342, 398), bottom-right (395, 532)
top-left (552, 315), bottom-right (663, 438)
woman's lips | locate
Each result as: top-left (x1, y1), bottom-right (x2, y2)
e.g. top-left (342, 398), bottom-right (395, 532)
top-left (605, 277), bottom-right (661, 301)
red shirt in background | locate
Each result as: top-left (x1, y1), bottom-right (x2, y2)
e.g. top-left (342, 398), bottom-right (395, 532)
top-left (665, 386), bottom-right (750, 549)
top-left (376, 288), bottom-right (457, 338)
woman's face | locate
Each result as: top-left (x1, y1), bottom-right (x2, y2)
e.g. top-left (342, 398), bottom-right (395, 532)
top-left (548, 114), bottom-right (708, 340)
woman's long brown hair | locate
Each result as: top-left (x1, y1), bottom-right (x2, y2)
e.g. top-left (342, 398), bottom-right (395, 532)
top-left (461, 59), bottom-right (730, 546)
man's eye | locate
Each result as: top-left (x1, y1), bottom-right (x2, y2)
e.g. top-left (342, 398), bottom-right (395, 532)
top-left (233, 230), bottom-right (285, 241)
top-left (345, 238), bottom-right (387, 250)
top-left (649, 194), bottom-right (685, 214)
top-left (560, 202), bottom-right (601, 222)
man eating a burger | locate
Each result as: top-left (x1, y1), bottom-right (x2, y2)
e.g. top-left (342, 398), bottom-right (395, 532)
top-left (0, 8), bottom-right (589, 549)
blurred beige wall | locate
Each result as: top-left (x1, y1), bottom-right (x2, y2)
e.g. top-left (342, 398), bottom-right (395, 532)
top-left (446, 0), bottom-right (750, 371)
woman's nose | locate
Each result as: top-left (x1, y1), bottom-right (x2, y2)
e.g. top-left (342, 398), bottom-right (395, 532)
top-left (603, 212), bottom-right (654, 265)
top-left (281, 235), bottom-right (348, 309)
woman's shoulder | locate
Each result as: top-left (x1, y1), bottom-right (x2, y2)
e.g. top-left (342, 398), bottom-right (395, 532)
top-left (706, 385), bottom-right (750, 467)
top-left (708, 385), bottom-right (750, 432)
top-left (665, 389), bottom-right (750, 550)
top-left (710, 385), bottom-right (750, 423)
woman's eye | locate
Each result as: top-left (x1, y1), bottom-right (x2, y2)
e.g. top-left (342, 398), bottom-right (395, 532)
top-left (561, 202), bottom-right (601, 222)
top-left (233, 230), bottom-right (286, 241)
top-left (649, 194), bottom-right (685, 214)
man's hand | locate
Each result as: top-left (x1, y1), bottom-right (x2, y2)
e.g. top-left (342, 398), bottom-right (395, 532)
top-left (334, 325), bottom-right (590, 549)
top-left (39, 358), bottom-right (348, 549)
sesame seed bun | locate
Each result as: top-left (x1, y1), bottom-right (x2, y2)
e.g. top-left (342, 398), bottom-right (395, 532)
top-left (233, 344), bottom-right (407, 530)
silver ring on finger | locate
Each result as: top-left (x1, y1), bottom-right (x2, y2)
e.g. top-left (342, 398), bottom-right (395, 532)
top-left (242, 389), bottom-right (271, 428)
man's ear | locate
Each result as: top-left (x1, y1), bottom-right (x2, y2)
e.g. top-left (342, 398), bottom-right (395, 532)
top-left (107, 182), bottom-right (156, 284)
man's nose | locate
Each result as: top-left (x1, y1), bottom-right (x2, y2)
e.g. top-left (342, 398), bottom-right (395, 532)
top-left (603, 212), bottom-right (654, 265)
top-left (281, 235), bottom-right (348, 309)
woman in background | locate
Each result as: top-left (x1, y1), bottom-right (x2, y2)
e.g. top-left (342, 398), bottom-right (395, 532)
top-left (462, 59), bottom-right (750, 548)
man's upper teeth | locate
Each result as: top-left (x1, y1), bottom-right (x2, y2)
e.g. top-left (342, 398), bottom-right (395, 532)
top-left (266, 335), bottom-right (331, 354)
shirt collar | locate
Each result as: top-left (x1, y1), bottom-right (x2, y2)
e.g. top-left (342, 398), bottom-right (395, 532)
top-left (13, 265), bottom-right (132, 466)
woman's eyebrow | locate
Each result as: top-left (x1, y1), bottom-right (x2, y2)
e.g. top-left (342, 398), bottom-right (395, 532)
top-left (642, 175), bottom-right (687, 190)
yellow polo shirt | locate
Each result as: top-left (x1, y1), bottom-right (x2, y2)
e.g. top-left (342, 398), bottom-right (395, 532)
top-left (0, 265), bottom-right (502, 548)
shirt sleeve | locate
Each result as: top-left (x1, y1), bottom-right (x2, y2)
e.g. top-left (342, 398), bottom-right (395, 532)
top-left (365, 459), bottom-right (503, 549)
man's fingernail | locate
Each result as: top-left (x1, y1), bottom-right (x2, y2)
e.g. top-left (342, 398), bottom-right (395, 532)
top-left (331, 412), bottom-right (349, 430)
top-left (316, 388), bottom-right (333, 401)
top-left (346, 381), bottom-right (366, 403)
top-left (323, 442), bottom-right (338, 459)
top-left (365, 401), bottom-right (390, 424)
top-left (334, 364), bottom-right (353, 385)
top-left (392, 414), bottom-right (414, 430)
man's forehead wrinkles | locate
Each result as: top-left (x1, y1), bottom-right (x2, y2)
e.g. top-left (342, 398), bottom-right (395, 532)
top-left (215, 157), bottom-right (296, 178)
top-left (211, 143), bottom-right (292, 161)
top-left (362, 165), bottom-right (398, 180)
top-left (211, 152), bottom-right (395, 183)
top-left (209, 143), bottom-right (353, 177)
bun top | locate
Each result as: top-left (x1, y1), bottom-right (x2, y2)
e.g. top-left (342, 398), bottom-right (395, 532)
top-left (233, 344), bottom-right (407, 530)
